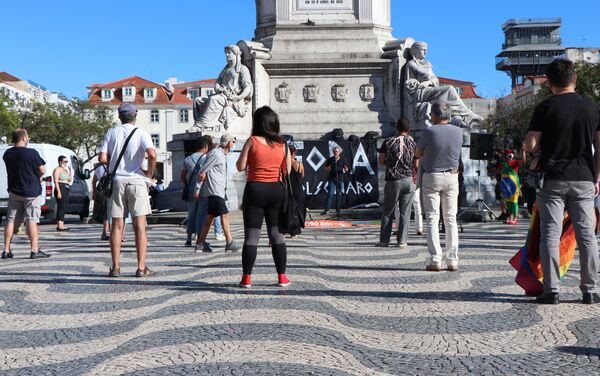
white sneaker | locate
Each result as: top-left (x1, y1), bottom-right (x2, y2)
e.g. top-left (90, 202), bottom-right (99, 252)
top-left (215, 233), bottom-right (226, 241)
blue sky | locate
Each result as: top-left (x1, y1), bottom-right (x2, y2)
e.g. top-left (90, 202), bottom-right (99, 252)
top-left (2, 0), bottom-right (598, 99)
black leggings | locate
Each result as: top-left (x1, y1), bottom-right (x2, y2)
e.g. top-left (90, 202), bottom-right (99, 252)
top-left (242, 182), bottom-right (287, 275)
top-left (56, 183), bottom-right (70, 221)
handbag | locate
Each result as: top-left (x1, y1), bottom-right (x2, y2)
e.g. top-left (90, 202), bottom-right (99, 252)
top-left (181, 154), bottom-right (205, 202)
top-left (278, 144), bottom-right (304, 235)
top-left (97, 128), bottom-right (138, 199)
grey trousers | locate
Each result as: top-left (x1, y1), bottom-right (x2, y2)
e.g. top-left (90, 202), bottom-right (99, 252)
top-left (537, 180), bottom-right (598, 293)
top-left (380, 178), bottom-right (415, 244)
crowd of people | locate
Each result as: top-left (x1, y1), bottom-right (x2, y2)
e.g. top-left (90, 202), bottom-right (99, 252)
top-left (2, 59), bottom-right (599, 303)
top-left (377, 59), bottom-right (600, 304)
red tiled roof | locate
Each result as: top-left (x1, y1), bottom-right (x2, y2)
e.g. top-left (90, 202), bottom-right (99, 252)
top-left (173, 79), bottom-right (216, 87)
top-left (438, 77), bottom-right (474, 85)
top-left (87, 76), bottom-right (162, 89)
top-left (0, 71), bottom-right (22, 82)
top-left (171, 87), bottom-right (193, 105)
top-left (438, 76), bottom-right (481, 99)
top-left (87, 76), bottom-right (172, 105)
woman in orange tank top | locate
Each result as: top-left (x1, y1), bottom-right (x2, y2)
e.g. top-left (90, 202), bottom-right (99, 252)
top-left (236, 106), bottom-right (292, 288)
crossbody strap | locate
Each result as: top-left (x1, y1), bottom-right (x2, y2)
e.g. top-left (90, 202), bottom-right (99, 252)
top-left (110, 128), bottom-right (138, 175)
top-left (187, 154), bottom-right (205, 187)
top-left (280, 143), bottom-right (292, 190)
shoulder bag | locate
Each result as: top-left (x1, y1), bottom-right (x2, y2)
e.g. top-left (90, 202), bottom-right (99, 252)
top-left (278, 144), bottom-right (304, 235)
top-left (181, 154), bottom-right (204, 201)
top-left (97, 128), bottom-right (138, 199)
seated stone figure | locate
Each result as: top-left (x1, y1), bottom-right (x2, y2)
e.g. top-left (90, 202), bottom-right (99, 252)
top-left (190, 45), bottom-right (253, 132)
top-left (404, 41), bottom-right (482, 126)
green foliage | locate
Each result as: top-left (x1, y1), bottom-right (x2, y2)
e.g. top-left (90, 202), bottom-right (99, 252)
top-left (574, 61), bottom-right (600, 103)
top-left (0, 92), bottom-right (19, 139)
top-left (2, 97), bottom-right (112, 161)
top-left (484, 62), bottom-right (600, 149)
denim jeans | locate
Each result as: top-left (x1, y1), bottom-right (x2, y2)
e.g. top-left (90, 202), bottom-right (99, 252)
top-left (213, 215), bottom-right (223, 235)
top-left (537, 180), bottom-right (598, 293)
top-left (422, 172), bottom-right (459, 266)
top-left (186, 198), bottom-right (208, 236)
top-left (187, 198), bottom-right (224, 237)
top-left (325, 179), bottom-right (344, 212)
top-left (380, 178), bottom-right (414, 244)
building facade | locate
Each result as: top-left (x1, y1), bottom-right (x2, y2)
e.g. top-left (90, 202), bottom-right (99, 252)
top-left (0, 71), bottom-right (70, 106)
top-left (86, 76), bottom-right (215, 185)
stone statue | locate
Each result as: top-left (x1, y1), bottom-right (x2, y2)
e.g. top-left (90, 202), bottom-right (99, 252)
top-left (190, 45), bottom-right (253, 131)
top-left (404, 41), bottom-right (482, 126)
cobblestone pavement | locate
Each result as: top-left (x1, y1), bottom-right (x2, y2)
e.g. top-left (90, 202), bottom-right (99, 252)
top-left (1, 218), bottom-right (600, 375)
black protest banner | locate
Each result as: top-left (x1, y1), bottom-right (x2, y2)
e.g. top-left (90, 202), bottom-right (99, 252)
top-left (293, 139), bottom-right (378, 209)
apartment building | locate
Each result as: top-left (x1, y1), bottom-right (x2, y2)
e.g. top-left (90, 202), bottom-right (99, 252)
top-left (86, 76), bottom-right (216, 185)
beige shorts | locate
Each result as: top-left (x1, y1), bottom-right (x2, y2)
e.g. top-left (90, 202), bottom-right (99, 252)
top-left (109, 179), bottom-right (151, 218)
top-left (6, 192), bottom-right (41, 224)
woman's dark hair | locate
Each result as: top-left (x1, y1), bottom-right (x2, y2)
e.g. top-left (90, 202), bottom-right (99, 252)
top-left (288, 144), bottom-right (297, 155)
top-left (58, 155), bottom-right (67, 164)
top-left (252, 106), bottom-right (283, 145)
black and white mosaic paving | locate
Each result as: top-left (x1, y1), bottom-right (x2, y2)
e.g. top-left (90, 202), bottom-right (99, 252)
top-left (1, 219), bottom-right (599, 375)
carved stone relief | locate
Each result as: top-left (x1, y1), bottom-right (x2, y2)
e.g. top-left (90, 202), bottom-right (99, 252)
top-left (303, 84), bottom-right (320, 102)
top-left (275, 82), bottom-right (291, 103)
top-left (360, 83), bottom-right (375, 102)
top-left (331, 84), bottom-right (348, 102)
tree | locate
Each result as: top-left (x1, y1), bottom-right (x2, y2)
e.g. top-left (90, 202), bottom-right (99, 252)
top-left (0, 92), bottom-right (19, 139)
top-left (13, 99), bottom-right (112, 161)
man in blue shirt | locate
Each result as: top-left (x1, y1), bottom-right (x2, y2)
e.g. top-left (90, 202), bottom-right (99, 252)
top-left (2, 128), bottom-right (49, 259)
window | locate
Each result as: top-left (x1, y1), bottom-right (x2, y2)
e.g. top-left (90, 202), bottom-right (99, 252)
top-left (151, 134), bottom-right (160, 148)
top-left (124, 87), bottom-right (133, 96)
top-left (179, 109), bottom-right (189, 123)
top-left (456, 87), bottom-right (464, 96)
top-left (145, 88), bottom-right (155, 98)
top-left (188, 89), bottom-right (199, 99)
top-left (150, 110), bottom-right (159, 123)
top-left (204, 89), bottom-right (214, 97)
top-left (102, 89), bottom-right (112, 99)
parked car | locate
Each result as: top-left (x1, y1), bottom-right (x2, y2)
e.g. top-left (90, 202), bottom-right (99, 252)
top-left (0, 143), bottom-right (91, 222)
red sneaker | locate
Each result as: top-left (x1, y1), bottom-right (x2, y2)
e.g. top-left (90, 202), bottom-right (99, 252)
top-left (278, 274), bottom-right (291, 287)
top-left (239, 274), bottom-right (251, 288)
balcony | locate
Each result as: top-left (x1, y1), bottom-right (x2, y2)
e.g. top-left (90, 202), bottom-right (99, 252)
top-left (496, 56), bottom-right (556, 70)
top-left (502, 18), bottom-right (561, 30)
top-left (502, 38), bottom-right (561, 50)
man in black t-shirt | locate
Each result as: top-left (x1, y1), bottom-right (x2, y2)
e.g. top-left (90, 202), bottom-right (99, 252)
top-left (524, 59), bottom-right (600, 305)
top-left (321, 147), bottom-right (348, 215)
top-left (2, 128), bottom-right (49, 260)
top-left (376, 118), bottom-right (416, 248)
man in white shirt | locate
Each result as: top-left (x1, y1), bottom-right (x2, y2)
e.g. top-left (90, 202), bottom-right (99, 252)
top-left (99, 103), bottom-right (157, 278)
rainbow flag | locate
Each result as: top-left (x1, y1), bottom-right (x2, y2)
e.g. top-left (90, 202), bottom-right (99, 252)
top-left (509, 204), bottom-right (576, 296)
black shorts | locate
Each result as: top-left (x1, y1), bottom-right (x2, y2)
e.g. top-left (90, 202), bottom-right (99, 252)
top-left (207, 195), bottom-right (228, 217)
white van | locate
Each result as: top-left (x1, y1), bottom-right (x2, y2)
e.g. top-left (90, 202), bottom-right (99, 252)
top-left (0, 143), bottom-right (91, 221)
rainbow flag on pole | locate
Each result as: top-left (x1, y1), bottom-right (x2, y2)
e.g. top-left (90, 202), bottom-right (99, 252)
top-left (509, 204), bottom-right (576, 296)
